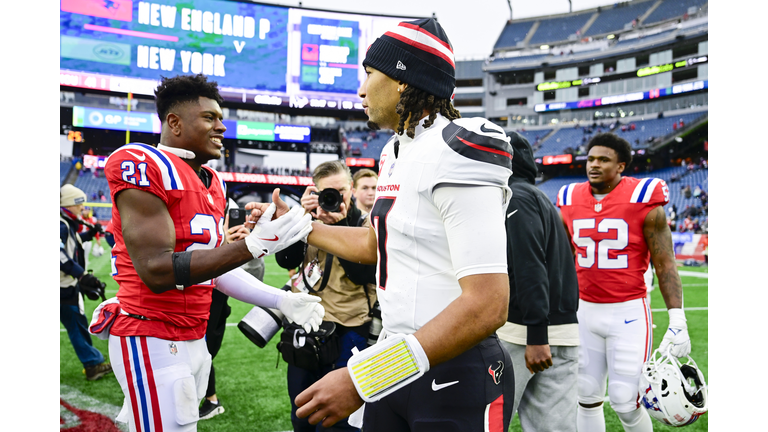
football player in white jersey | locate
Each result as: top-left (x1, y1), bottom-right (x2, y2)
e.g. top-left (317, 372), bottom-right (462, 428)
top-left (248, 18), bottom-right (515, 432)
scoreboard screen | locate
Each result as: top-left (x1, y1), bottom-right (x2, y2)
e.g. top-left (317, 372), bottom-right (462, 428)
top-left (60, 0), bottom-right (416, 112)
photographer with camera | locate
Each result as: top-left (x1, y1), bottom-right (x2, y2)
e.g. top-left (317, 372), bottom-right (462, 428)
top-left (60, 185), bottom-right (112, 381)
top-left (275, 160), bottom-right (377, 432)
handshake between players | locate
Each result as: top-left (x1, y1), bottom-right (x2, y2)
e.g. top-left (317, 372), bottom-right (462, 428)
top-left (218, 188), bottom-right (323, 334)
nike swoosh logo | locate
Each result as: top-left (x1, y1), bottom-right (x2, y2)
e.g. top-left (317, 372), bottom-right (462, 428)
top-left (507, 209), bottom-right (518, 218)
top-left (431, 379), bottom-right (459, 391)
top-left (258, 235), bottom-right (279, 241)
top-left (126, 150), bottom-right (146, 161)
top-left (480, 124), bottom-right (503, 134)
top-left (625, 319), bottom-right (638, 324)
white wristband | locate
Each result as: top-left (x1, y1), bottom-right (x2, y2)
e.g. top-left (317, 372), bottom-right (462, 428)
top-left (347, 333), bottom-right (430, 403)
top-left (667, 308), bottom-right (687, 328)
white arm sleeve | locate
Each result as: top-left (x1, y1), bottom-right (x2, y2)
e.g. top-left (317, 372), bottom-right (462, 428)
top-left (213, 267), bottom-right (285, 308)
top-left (432, 185), bottom-right (508, 280)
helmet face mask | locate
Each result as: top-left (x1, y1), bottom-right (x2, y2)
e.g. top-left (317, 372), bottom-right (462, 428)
top-left (639, 349), bottom-right (708, 427)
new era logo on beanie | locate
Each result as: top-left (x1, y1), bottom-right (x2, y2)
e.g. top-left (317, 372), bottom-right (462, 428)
top-left (363, 18), bottom-right (455, 100)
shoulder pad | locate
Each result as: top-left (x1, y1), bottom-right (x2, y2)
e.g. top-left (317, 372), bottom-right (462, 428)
top-left (107, 143), bottom-right (187, 191)
top-left (441, 119), bottom-right (513, 171)
top-left (557, 183), bottom-right (579, 207)
top-left (630, 178), bottom-right (669, 205)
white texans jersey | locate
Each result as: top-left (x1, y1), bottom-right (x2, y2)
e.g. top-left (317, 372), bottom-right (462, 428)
top-left (371, 114), bottom-right (513, 335)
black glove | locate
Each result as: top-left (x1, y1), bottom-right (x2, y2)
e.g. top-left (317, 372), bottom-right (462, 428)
top-left (79, 273), bottom-right (106, 302)
top-left (88, 223), bottom-right (104, 235)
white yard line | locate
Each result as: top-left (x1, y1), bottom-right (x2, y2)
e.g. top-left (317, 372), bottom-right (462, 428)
top-left (678, 270), bottom-right (708, 278)
top-left (652, 306), bottom-right (708, 312)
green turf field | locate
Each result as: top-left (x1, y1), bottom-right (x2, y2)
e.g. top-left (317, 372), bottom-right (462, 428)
top-left (61, 240), bottom-right (708, 431)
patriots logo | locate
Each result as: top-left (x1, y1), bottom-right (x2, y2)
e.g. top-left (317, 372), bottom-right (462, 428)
top-left (488, 360), bottom-right (504, 385)
top-left (641, 386), bottom-right (662, 412)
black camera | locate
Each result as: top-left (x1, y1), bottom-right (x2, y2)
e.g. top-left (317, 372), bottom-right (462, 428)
top-left (312, 188), bottom-right (342, 213)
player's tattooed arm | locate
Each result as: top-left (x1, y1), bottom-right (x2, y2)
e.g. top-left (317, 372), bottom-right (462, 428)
top-left (643, 205), bottom-right (683, 309)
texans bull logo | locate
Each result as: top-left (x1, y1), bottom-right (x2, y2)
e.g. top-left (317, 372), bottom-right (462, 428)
top-left (488, 360), bottom-right (504, 385)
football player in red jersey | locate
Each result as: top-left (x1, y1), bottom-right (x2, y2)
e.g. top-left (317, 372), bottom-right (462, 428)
top-left (557, 133), bottom-right (691, 432)
top-left (95, 74), bottom-right (322, 432)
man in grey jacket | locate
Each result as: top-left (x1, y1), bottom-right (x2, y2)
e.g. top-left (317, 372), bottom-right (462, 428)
top-left (497, 133), bottom-right (579, 431)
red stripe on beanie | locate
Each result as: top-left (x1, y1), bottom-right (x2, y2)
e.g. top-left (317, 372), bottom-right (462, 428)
top-left (398, 22), bottom-right (453, 51)
top-left (384, 31), bottom-right (455, 68)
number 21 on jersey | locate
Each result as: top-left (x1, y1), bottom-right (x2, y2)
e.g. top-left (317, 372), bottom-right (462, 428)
top-left (572, 218), bottom-right (628, 269)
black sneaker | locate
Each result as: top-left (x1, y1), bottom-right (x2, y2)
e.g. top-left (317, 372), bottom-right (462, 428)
top-left (199, 399), bottom-right (225, 420)
top-left (85, 362), bottom-right (112, 381)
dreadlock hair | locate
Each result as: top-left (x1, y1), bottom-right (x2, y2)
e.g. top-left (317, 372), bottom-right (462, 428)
top-left (154, 74), bottom-right (224, 123)
top-left (395, 86), bottom-right (461, 138)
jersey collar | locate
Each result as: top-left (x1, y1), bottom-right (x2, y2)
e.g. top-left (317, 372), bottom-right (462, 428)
top-left (396, 113), bottom-right (446, 147)
top-left (157, 143), bottom-right (196, 159)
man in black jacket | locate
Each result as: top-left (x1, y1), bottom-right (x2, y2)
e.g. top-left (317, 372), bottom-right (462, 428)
top-left (496, 134), bottom-right (580, 432)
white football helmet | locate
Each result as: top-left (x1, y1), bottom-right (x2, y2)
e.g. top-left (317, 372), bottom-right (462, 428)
top-left (639, 348), bottom-right (708, 427)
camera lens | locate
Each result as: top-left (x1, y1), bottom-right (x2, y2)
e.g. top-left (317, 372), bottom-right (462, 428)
top-left (318, 188), bottom-right (342, 213)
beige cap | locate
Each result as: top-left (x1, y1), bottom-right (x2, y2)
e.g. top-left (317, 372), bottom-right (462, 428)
top-left (60, 184), bottom-right (87, 207)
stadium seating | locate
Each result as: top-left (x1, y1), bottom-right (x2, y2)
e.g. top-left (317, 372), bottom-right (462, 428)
top-left (606, 112), bottom-right (707, 150)
top-left (487, 53), bottom-right (553, 68)
top-left (534, 111), bottom-right (707, 156)
top-left (493, 0), bottom-right (705, 49)
top-left (512, 129), bottom-right (553, 148)
top-left (61, 161), bottom-right (72, 185)
top-left (584, 1), bottom-right (655, 36)
top-left (74, 175), bottom-right (112, 221)
top-left (535, 127), bottom-right (586, 156)
top-left (494, 21), bottom-right (536, 50)
top-left (642, 0), bottom-right (708, 25)
top-left (528, 12), bottom-right (593, 45)
top-left (612, 29), bottom-right (677, 48)
top-left (344, 130), bottom-right (389, 159)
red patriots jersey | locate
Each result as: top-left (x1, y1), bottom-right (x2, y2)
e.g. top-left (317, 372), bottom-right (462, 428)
top-left (105, 144), bottom-right (227, 341)
top-left (557, 177), bottom-right (669, 303)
